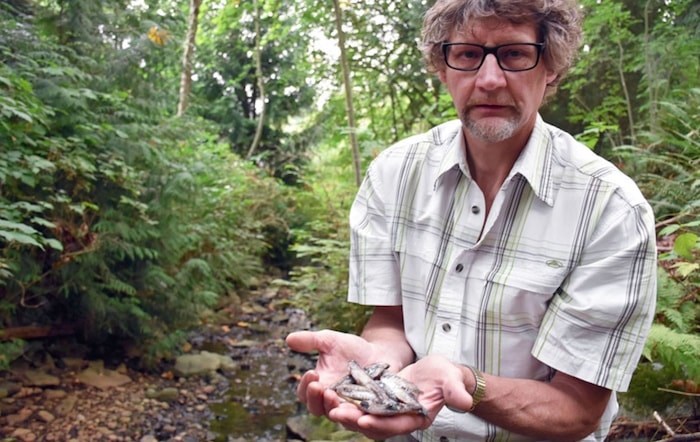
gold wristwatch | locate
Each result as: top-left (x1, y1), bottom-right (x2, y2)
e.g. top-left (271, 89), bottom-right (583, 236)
top-left (465, 365), bottom-right (486, 411)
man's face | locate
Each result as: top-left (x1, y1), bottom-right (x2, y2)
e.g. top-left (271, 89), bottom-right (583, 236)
top-left (438, 18), bottom-right (556, 146)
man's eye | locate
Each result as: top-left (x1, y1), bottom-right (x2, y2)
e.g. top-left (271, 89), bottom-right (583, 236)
top-left (503, 50), bottom-right (524, 59)
top-left (458, 50), bottom-right (481, 59)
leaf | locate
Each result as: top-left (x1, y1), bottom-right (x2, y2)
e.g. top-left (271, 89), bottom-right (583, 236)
top-left (671, 261), bottom-right (699, 279)
top-left (658, 224), bottom-right (681, 237)
top-left (673, 232), bottom-right (699, 259)
top-left (30, 217), bottom-right (56, 228)
top-left (0, 231), bottom-right (43, 248)
top-left (44, 238), bottom-right (64, 251)
top-left (6, 107), bottom-right (33, 123)
top-left (0, 220), bottom-right (40, 235)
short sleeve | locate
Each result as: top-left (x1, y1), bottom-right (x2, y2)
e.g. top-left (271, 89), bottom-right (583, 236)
top-left (348, 163), bottom-right (402, 306)
top-left (532, 196), bottom-right (657, 391)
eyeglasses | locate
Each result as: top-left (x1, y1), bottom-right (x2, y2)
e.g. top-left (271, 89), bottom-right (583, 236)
top-left (441, 42), bottom-right (545, 72)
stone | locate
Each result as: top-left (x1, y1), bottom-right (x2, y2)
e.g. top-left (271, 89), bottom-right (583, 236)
top-left (0, 382), bottom-right (22, 396)
top-left (145, 387), bottom-right (179, 403)
top-left (10, 428), bottom-right (36, 442)
top-left (76, 367), bottom-right (131, 389)
top-left (44, 389), bottom-right (67, 400)
top-left (174, 353), bottom-right (220, 377)
top-left (37, 410), bottom-right (55, 423)
top-left (56, 394), bottom-right (77, 416)
top-left (22, 370), bottom-right (60, 387)
top-left (6, 408), bottom-right (33, 426)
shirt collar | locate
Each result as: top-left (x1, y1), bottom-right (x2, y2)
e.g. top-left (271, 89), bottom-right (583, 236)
top-left (509, 114), bottom-right (555, 206)
top-left (434, 120), bottom-right (469, 190)
top-left (433, 115), bottom-right (555, 206)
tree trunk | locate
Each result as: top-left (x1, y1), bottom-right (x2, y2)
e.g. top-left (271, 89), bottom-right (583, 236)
top-left (246, 0), bottom-right (266, 159)
top-left (643, 0), bottom-right (659, 134)
top-left (177, 0), bottom-right (203, 117)
top-left (332, 0), bottom-right (362, 187)
top-left (616, 40), bottom-right (636, 143)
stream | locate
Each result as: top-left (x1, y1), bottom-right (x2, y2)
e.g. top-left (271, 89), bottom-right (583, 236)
top-left (196, 284), bottom-right (316, 441)
top-left (209, 341), bottom-right (312, 441)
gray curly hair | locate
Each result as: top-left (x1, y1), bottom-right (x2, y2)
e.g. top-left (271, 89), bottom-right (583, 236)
top-left (421, 0), bottom-right (583, 97)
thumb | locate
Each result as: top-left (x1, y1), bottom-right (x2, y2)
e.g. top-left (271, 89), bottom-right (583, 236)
top-left (286, 330), bottom-right (321, 354)
top-left (442, 370), bottom-right (475, 413)
top-left (286, 329), bottom-right (352, 355)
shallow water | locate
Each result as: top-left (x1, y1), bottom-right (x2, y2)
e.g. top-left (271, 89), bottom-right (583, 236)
top-left (203, 300), bottom-right (314, 441)
top-left (209, 346), bottom-right (310, 441)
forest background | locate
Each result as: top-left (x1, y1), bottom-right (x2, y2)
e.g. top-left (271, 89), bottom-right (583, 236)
top-left (0, 0), bottom-right (698, 417)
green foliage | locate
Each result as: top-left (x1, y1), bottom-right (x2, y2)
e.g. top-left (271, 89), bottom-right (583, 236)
top-left (0, 3), bottom-right (291, 368)
top-left (0, 340), bottom-right (24, 371)
top-left (566, 0), bottom-right (700, 151)
top-left (616, 88), bottom-right (700, 221)
top-left (287, 142), bottom-right (371, 334)
top-left (653, 270), bottom-right (698, 335)
top-left (192, 0), bottom-right (316, 181)
top-left (644, 324), bottom-right (700, 380)
top-left (623, 360), bottom-right (686, 413)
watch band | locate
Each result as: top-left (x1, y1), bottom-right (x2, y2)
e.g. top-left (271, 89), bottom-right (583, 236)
top-left (465, 365), bottom-right (486, 411)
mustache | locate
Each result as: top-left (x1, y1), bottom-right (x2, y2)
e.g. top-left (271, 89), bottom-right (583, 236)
top-left (465, 99), bottom-right (515, 107)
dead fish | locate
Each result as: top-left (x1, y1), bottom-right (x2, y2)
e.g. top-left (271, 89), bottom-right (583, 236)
top-left (331, 361), bottom-right (428, 416)
top-left (358, 398), bottom-right (427, 416)
top-left (348, 360), bottom-right (392, 402)
top-left (330, 361), bottom-right (390, 389)
top-left (378, 374), bottom-right (427, 416)
top-left (365, 362), bottom-right (390, 379)
top-left (334, 383), bottom-right (378, 403)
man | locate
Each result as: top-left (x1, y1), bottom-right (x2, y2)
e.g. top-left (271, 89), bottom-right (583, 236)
top-left (286, 0), bottom-right (657, 441)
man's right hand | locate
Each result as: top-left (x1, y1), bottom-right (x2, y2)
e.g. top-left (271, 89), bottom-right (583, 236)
top-left (285, 329), bottom-right (378, 416)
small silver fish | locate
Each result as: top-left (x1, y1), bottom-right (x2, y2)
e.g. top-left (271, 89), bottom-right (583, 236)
top-left (379, 374), bottom-right (428, 416)
top-left (334, 383), bottom-right (378, 403)
top-left (330, 361), bottom-right (390, 389)
top-left (358, 398), bottom-right (426, 416)
top-left (365, 362), bottom-right (390, 379)
top-left (331, 361), bottom-right (427, 417)
top-left (348, 360), bottom-right (392, 402)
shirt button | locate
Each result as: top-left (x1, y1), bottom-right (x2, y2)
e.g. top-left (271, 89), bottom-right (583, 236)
top-left (471, 205), bottom-right (480, 214)
top-left (442, 323), bottom-right (451, 332)
top-left (455, 263), bottom-right (464, 273)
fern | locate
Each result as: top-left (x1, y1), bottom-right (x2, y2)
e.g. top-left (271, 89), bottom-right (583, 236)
top-left (655, 269), bottom-right (697, 334)
top-left (643, 324), bottom-right (700, 381)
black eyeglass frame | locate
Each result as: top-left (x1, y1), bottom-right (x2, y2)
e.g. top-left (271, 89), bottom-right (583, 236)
top-left (441, 42), bottom-right (546, 72)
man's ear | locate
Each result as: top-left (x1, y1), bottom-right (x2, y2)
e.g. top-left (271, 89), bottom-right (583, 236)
top-left (438, 69), bottom-right (447, 84)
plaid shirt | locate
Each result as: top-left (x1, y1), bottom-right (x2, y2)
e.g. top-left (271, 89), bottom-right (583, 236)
top-left (348, 116), bottom-right (657, 441)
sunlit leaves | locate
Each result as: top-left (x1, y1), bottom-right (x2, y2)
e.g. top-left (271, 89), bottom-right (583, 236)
top-left (147, 25), bottom-right (170, 46)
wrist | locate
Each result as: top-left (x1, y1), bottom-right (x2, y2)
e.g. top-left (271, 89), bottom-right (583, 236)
top-left (463, 365), bottom-right (487, 411)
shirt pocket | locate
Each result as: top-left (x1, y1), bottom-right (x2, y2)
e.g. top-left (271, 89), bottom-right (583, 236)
top-left (479, 261), bottom-right (569, 327)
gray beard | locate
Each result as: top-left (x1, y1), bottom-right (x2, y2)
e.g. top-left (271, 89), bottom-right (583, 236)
top-left (461, 114), bottom-right (519, 143)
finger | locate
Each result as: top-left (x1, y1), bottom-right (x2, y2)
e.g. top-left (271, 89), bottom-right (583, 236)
top-left (296, 370), bottom-right (319, 403)
top-left (357, 413), bottom-right (427, 440)
top-left (289, 329), bottom-right (358, 355)
top-left (328, 401), bottom-right (366, 430)
top-left (286, 331), bottom-right (321, 354)
top-left (442, 377), bottom-right (474, 412)
top-left (322, 385), bottom-right (341, 413)
top-left (305, 380), bottom-right (328, 416)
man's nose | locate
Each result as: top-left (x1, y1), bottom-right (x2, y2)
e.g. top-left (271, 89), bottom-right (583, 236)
top-left (475, 54), bottom-right (507, 89)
